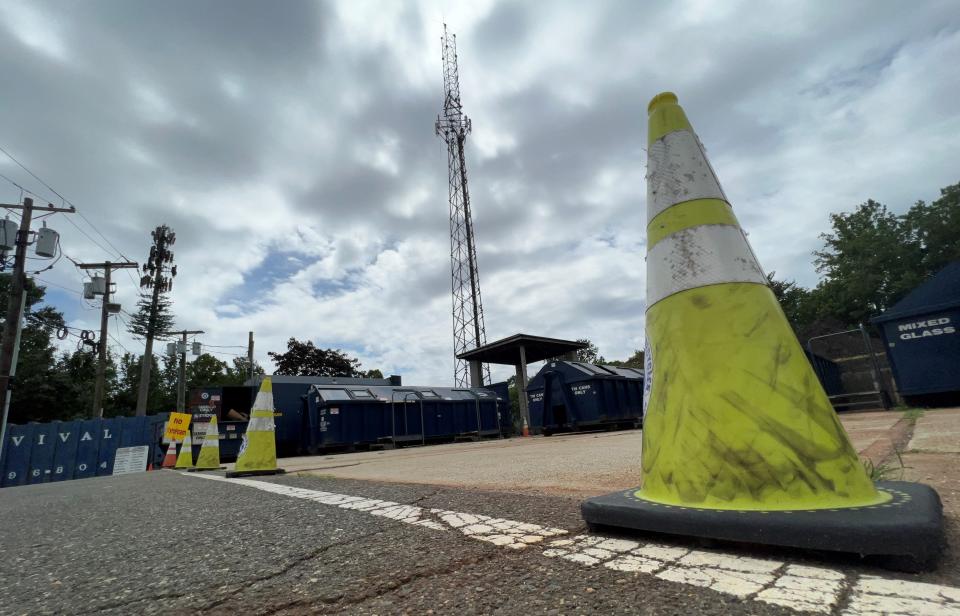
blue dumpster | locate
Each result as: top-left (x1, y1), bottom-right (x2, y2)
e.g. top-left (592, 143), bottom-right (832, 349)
top-left (872, 261), bottom-right (960, 403)
top-left (526, 361), bottom-right (644, 435)
top-left (304, 385), bottom-right (502, 450)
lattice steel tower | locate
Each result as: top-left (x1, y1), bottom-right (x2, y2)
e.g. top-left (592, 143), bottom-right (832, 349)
top-left (435, 25), bottom-right (490, 387)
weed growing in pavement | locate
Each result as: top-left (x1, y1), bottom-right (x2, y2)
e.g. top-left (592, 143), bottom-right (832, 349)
top-left (903, 407), bottom-right (925, 424)
top-left (862, 445), bottom-right (907, 481)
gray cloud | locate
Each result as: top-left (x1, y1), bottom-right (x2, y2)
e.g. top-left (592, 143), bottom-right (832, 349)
top-left (0, 0), bottom-right (957, 385)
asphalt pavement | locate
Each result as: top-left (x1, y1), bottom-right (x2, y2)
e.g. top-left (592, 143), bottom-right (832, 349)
top-left (2, 470), bottom-right (958, 615)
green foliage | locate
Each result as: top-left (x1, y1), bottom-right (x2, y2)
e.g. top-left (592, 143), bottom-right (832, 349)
top-left (127, 293), bottom-right (175, 340)
top-left (862, 446), bottom-right (905, 482)
top-left (903, 407), bottom-right (925, 425)
top-left (185, 353), bottom-right (264, 389)
top-left (574, 338), bottom-right (605, 364)
top-left (0, 275), bottom-right (70, 423)
top-left (112, 352), bottom-right (173, 414)
top-left (50, 350), bottom-right (100, 420)
top-left (606, 348), bottom-right (644, 369)
top-left (773, 180), bottom-right (960, 336)
top-left (267, 337), bottom-right (375, 377)
top-left (814, 199), bottom-right (921, 324)
top-left (902, 182), bottom-right (960, 275)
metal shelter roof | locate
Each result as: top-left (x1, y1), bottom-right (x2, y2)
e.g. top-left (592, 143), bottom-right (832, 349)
top-left (456, 333), bottom-right (587, 365)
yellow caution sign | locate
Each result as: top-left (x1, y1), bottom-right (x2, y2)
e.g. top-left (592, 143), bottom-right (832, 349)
top-left (192, 417), bottom-right (223, 470)
top-left (164, 412), bottom-right (192, 442)
top-left (174, 433), bottom-right (194, 469)
top-left (639, 92), bottom-right (886, 511)
top-left (228, 377), bottom-right (284, 477)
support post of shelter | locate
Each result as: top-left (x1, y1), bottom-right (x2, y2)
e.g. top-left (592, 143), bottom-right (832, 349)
top-left (469, 360), bottom-right (483, 388)
top-left (456, 333), bottom-right (588, 438)
top-left (516, 344), bottom-right (530, 437)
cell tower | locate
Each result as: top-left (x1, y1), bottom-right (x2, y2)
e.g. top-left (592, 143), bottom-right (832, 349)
top-left (435, 25), bottom-right (490, 387)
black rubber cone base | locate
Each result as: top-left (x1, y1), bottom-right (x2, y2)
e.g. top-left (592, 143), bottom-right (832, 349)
top-left (187, 466), bottom-right (227, 472)
top-left (582, 481), bottom-right (943, 571)
top-left (225, 468), bottom-right (286, 478)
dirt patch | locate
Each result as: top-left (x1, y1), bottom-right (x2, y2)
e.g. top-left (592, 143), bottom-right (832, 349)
top-left (857, 415), bottom-right (913, 467)
top-left (901, 451), bottom-right (960, 586)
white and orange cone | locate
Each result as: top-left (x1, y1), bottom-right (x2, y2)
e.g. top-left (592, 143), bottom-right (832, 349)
top-left (161, 441), bottom-right (178, 469)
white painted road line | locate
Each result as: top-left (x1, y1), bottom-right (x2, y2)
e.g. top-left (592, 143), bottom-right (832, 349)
top-left (184, 472), bottom-right (566, 549)
top-left (181, 473), bottom-right (960, 615)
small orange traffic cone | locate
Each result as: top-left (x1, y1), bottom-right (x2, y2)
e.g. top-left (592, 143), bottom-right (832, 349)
top-left (161, 441), bottom-right (177, 468)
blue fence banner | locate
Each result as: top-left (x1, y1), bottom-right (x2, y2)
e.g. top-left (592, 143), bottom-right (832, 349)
top-left (95, 418), bottom-right (121, 476)
top-left (1, 414), bottom-right (169, 488)
top-left (51, 420), bottom-right (81, 482)
top-left (1, 423), bottom-right (34, 487)
top-left (27, 423), bottom-right (58, 485)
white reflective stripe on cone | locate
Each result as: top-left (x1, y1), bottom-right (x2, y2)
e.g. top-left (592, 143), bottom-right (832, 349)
top-left (251, 391), bottom-right (274, 412)
top-left (247, 416), bottom-right (275, 432)
top-left (647, 130), bottom-right (726, 223)
top-left (646, 224), bottom-right (766, 308)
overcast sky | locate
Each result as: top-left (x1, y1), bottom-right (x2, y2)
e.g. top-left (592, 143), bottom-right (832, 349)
top-left (1, 1), bottom-right (958, 386)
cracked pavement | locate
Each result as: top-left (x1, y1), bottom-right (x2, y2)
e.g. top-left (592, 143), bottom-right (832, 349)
top-left (1, 470), bottom-right (958, 615)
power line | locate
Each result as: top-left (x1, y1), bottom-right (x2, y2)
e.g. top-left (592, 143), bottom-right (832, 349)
top-left (204, 348), bottom-right (246, 358)
top-left (33, 277), bottom-right (82, 295)
top-left (0, 144), bottom-right (71, 205)
top-left (110, 316), bottom-right (131, 355)
top-left (0, 172), bottom-right (43, 202)
top-left (60, 216), bottom-right (123, 261)
top-left (0, 145), bottom-right (134, 264)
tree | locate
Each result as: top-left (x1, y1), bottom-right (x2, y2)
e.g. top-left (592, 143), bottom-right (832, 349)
top-left (112, 352), bottom-right (175, 415)
top-left (52, 350), bottom-right (99, 420)
top-left (267, 337), bottom-right (375, 377)
top-left (0, 276), bottom-right (67, 423)
top-left (574, 339), bottom-right (605, 364)
top-left (159, 348), bottom-right (181, 409)
top-left (218, 356), bottom-right (265, 386)
top-left (902, 181), bottom-right (960, 277)
top-left (771, 181), bottom-right (959, 335)
top-left (187, 353), bottom-right (236, 389)
top-left (813, 199), bottom-right (922, 325)
top-left (606, 349), bottom-right (644, 369)
top-left (127, 293), bottom-right (175, 341)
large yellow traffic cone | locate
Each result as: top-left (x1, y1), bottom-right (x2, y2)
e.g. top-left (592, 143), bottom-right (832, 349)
top-left (189, 416), bottom-right (225, 472)
top-left (174, 433), bottom-right (194, 469)
top-left (582, 92), bottom-right (942, 570)
top-left (226, 377), bottom-right (285, 478)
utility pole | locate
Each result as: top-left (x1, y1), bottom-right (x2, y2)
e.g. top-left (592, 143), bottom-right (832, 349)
top-left (247, 331), bottom-right (254, 382)
top-left (77, 260), bottom-right (139, 418)
top-left (0, 197), bottom-right (75, 415)
top-left (170, 329), bottom-right (204, 412)
top-left (134, 225), bottom-right (176, 416)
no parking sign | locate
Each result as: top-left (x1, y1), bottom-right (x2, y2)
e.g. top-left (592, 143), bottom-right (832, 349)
top-left (163, 413), bottom-right (192, 442)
